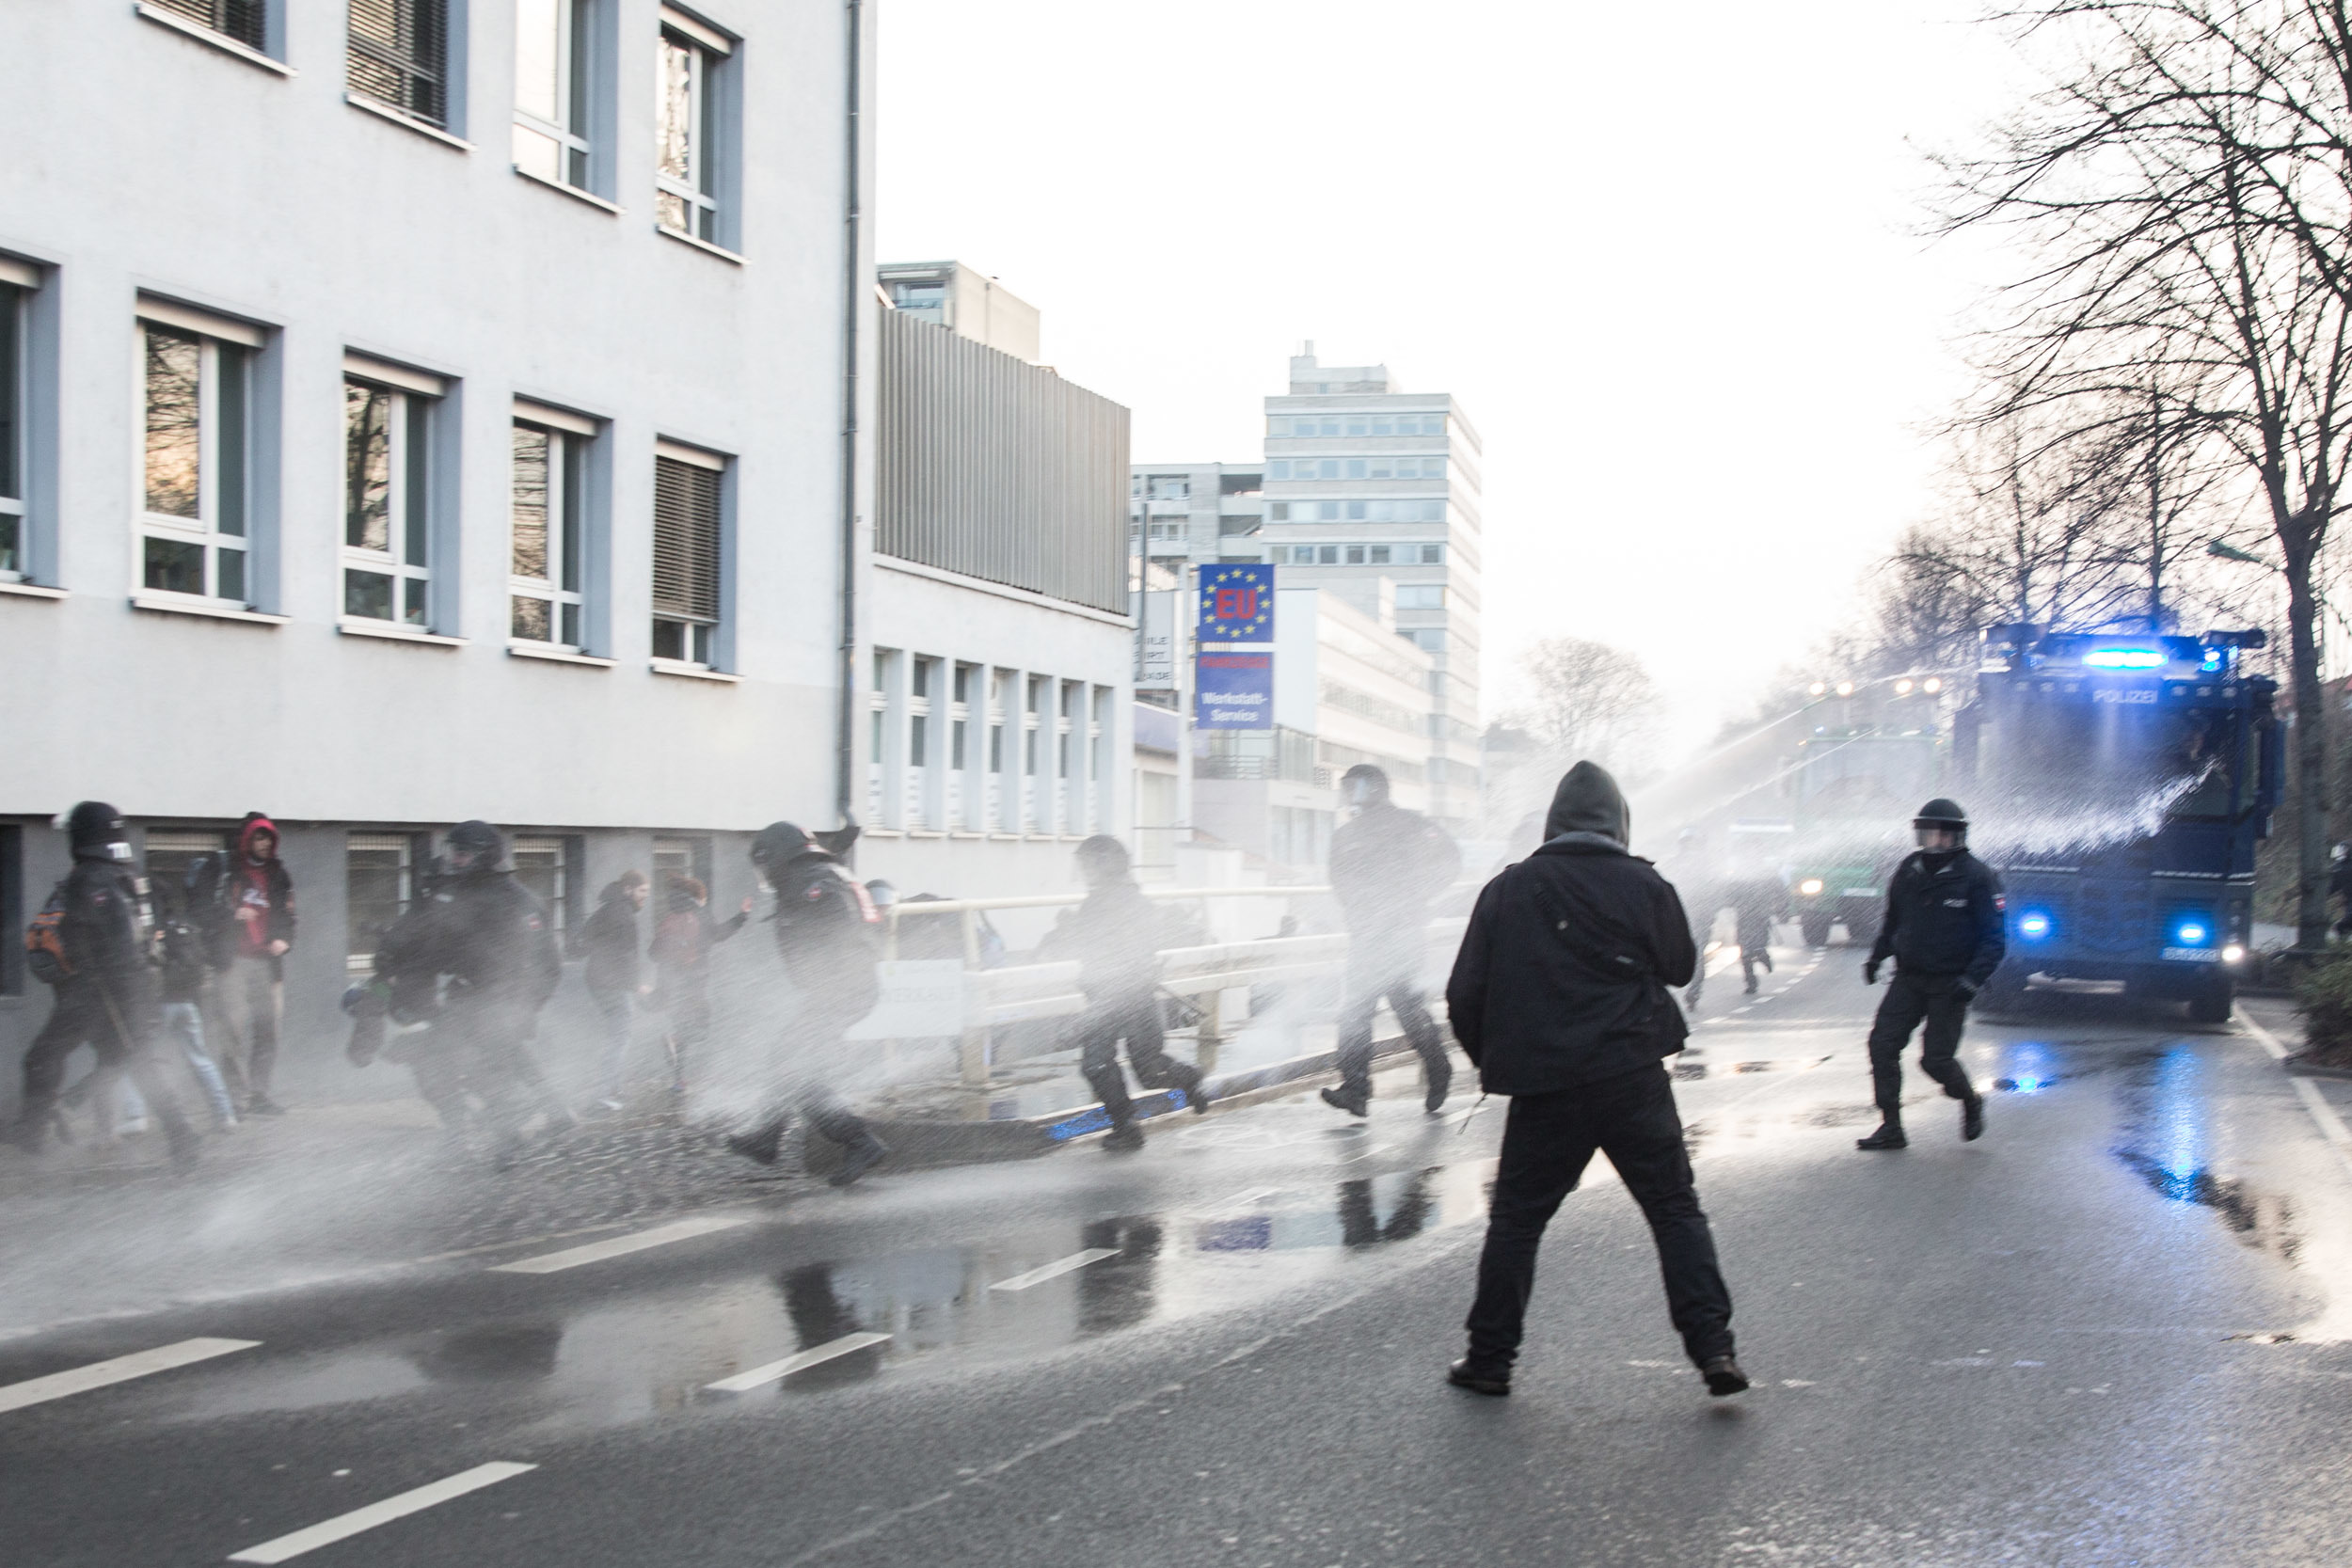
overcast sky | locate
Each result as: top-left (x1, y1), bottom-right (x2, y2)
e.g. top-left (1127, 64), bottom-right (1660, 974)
top-left (873, 0), bottom-right (2032, 747)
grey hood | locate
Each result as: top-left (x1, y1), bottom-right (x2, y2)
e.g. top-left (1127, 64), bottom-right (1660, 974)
top-left (1544, 761), bottom-right (1629, 845)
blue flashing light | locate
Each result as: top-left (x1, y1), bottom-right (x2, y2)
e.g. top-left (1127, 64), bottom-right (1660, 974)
top-left (2200, 647), bottom-right (2225, 672)
top-left (2175, 920), bottom-right (2210, 946)
top-left (2017, 911), bottom-right (2053, 941)
top-left (2085, 647), bottom-right (2166, 670)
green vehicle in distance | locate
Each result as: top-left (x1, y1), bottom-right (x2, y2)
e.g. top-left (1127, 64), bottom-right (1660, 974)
top-left (1785, 721), bottom-right (1943, 949)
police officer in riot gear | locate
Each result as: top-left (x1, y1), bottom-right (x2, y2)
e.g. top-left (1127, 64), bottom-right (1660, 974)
top-left (8, 802), bottom-right (200, 1169)
top-left (1322, 764), bottom-right (1460, 1117)
top-left (355, 820), bottom-right (565, 1161)
top-left (724, 822), bottom-right (892, 1187)
top-left (1857, 799), bottom-right (2005, 1150)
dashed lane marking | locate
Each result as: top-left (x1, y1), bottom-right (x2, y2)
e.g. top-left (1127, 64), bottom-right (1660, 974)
top-left (0, 1337), bottom-right (259, 1416)
top-left (227, 1462), bottom-right (537, 1563)
top-left (1216, 1187), bottom-right (1279, 1210)
top-left (2237, 1012), bottom-right (2352, 1183)
top-left (489, 1213), bottom-right (752, 1274)
top-left (1340, 1143), bottom-right (1396, 1164)
top-left (707, 1332), bottom-right (892, 1392)
top-left (990, 1249), bottom-right (1120, 1292)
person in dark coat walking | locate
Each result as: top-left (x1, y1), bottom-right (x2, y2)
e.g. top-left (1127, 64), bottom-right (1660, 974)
top-left (576, 871), bottom-right (651, 1112)
top-left (724, 822), bottom-right (892, 1187)
top-left (1728, 869), bottom-right (1785, 994)
top-left (7, 802), bottom-right (200, 1169)
top-left (1857, 798), bottom-right (2004, 1150)
top-left (1443, 762), bottom-right (1745, 1399)
top-left (1037, 835), bottom-right (1211, 1151)
top-left (1322, 764), bottom-right (1461, 1117)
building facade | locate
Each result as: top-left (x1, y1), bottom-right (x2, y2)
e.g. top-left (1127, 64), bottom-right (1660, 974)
top-left (0, 0), bottom-right (876, 1103)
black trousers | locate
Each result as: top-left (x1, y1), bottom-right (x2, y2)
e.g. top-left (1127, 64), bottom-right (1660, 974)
top-left (14, 985), bottom-right (194, 1151)
top-left (1866, 972), bottom-right (1978, 1121)
top-left (1464, 1065), bottom-right (1734, 1370)
top-left (1336, 925), bottom-right (1449, 1100)
top-left (1073, 990), bottom-right (1202, 1129)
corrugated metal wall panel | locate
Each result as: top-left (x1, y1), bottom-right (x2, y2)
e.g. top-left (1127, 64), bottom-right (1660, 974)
top-left (875, 308), bottom-right (1130, 615)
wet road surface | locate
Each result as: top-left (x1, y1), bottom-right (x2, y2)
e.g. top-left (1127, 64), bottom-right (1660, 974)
top-left (6, 946), bottom-right (2352, 1566)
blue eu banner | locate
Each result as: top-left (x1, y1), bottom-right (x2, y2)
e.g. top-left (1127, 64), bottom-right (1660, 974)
top-left (1196, 651), bottom-right (1274, 730)
top-left (1199, 564), bottom-right (1275, 642)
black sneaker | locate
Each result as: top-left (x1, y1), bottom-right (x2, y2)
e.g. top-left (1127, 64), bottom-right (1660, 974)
top-left (245, 1094), bottom-right (287, 1117)
top-left (1184, 1076), bottom-right (1214, 1116)
top-left (1103, 1124), bottom-right (1146, 1152)
top-left (1320, 1086), bottom-right (1369, 1118)
top-left (1701, 1354), bottom-right (1751, 1397)
top-left (828, 1132), bottom-right (890, 1187)
top-left (1446, 1359), bottom-right (1511, 1397)
top-left (725, 1130), bottom-right (782, 1166)
top-left (1423, 1069), bottom-right (1452, 1115)
top-left (1855, 1124), bottom-right (1908, 1150)
top-left (1963, 1095), bottom-right (1985, 1142)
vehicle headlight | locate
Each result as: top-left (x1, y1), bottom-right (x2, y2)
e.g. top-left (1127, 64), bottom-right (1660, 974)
top-left (1798, 878), bottom-right (1824, 896)
top-left (2222, 943), bottom-right (2247, 964)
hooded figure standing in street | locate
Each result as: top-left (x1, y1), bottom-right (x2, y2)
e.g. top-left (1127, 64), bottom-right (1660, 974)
top-left (1856, 799), bottom-right (2004, 1150)
top-left (1321, 764), bottom-right (1461, 1117)
top-left (1037, 835), bottom-right (1211, 1151)
top-left (724, 822), bottom-right (892, 1187)
top-left (357, 820), bottom-right (566, 1162)
top-left (1443, 763), bottom-right (1745, 1399)
top-left (220, 811), bottom-right (296, 1117)
top-left (7, 802), bottom-right (200, 1169)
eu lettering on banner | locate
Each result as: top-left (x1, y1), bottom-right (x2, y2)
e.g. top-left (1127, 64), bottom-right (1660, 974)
top-left (1196, 650), bottom-right (1274, 730)
top-left (1198, 563), bottom-right (1275, 642)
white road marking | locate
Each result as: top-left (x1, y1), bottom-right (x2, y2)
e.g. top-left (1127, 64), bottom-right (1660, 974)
top-left (489, 1213), bottom-right (751, 1274)
top-left (1340, 1143), bottom-right (1395, 1164)
top-left (0, 1337), bottom-right (259, 1416)
top-left (990, 1248), bottom-right (1120, 1291)
top-left (2238, 1013), bottom-right (2352, 1182)
top-left (1216, 1187), bottom-right (1279, 1210)
top-left (227, 1462), bottom-right (536, 1563)
top-left (707, 1332), bottom-right (891, 1392)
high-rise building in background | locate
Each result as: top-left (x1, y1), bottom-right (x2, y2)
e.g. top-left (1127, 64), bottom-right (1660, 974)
top-left (1130, 346), bottom-right (1483, 841)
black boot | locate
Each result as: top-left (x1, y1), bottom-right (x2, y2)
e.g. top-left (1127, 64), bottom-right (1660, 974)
top-left (1103, 1123), bottom-right (1146, 1152)
top-left (1182, 1069), bottom-right (1214, 1116)
top-left (1963, 1094), bottom-right (1985, 1142)
top-left (1446, 1358), bottom-right (1511, 1397)
top-left (1855, 1122), bottom-right (1908, 1150)
top-left (1423, 1061), bottom-right (1452, 1115)
top-left (828, 1130), bottom-right (890, 1187)
top-left (1321, 1085), bottom-right (1369, 1117)
top-left (1701, 1354), bottom-right (1750, 1396)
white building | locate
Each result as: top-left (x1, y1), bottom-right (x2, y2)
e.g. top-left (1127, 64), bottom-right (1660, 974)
top-left (0, 0), bottom-right (877, 1097)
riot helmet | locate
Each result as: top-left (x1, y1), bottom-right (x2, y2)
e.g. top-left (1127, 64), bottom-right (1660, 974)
top-left (445, 819), bottom-right (506, 871)
top-left (1074, 834), bottom-right (1131, 887)
top-left (1912, 798), bottom-right (1968, 851)
top-left (750, 821), bottom-right (814, 878)
top-left (1340, 764), bottom-right (1391, 810)
top-left (64, 800), bottom-right (132, 863)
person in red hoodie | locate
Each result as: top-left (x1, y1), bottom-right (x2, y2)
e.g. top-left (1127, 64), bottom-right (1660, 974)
top-left (222, 812), bottom-right (297, 1116)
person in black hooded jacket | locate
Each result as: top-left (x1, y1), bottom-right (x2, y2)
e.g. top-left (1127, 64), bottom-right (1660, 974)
top-left (1441, 761), bottom-right (1745, 1399)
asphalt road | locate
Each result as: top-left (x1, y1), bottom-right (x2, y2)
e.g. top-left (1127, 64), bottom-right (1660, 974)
top-left (6, 943), bottom-right (2352, 1568)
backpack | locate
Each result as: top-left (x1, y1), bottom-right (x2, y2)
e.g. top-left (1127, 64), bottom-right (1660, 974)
top-left (24, 879), bottom-right (72, 986)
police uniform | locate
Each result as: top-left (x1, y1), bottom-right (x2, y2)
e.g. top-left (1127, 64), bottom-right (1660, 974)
top-left (1862, 828), bottom-right (2005, 1143)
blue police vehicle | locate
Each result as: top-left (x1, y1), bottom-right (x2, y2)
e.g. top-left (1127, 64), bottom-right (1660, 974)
top-left (1952, 625), bottom-right (2280, 1021)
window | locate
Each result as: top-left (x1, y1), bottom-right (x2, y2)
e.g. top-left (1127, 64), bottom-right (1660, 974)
top-left (152, 0), bottom-right (267, 50)
top-left (867, 647), bottom-right (894, 821)
top-left (949, 662), bottom-right (976, 829)
top-left (511, 416), bottom-right (586, 647)
top-left (651, 834), bottom-right (710, 890)
top-left (139, 315), bottom-right (253, 604)
top-left (0, 277), bottom-right (23, 581)
top-left (889, 280), bottom-right (947, 323)
top-left (511, 835), bottom-right (579, 936)
top-left (515, 0), bottom-right (594, 186)
top-left (1368, 546), bottom-right (1390, 564)
top-left (988, 669), bottom-right (1010, 831)
top-left (347, 832), bottom-right (421, 971)
top-left (1394, 584), bottom-right (1446, 610)
top-left (1405, 628), bottom-right (1447, 653)
top-left (656, 8), bottom-right (734, 243)
top-left (342, 371), bottom-right (437, 626)
top-left (1420, 543), bottom-right (1445, 563)
top-left (1148, 475), bottom-right (1190, 502)
top-left (1264, 456), bottom-right (1445, 482)
top-left (348, 0), bottom-right (450, 127)
top-left (906, 656), bottom-right (935, 828)
top-left (1269, 412), bottom-right (1444, 437)
top-left (652, 445), bottom-right (723, 665)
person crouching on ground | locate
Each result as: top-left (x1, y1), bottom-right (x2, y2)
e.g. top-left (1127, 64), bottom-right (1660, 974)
top-left (1442, 761), bottom-right (1747, 1400)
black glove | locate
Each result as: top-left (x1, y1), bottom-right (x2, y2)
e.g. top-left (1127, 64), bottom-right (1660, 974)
top-left (1863, 958), bottom-right (1881, 985)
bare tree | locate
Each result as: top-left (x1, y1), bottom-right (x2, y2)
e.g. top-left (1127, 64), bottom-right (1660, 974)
top-left (1941, 0), bottom-right (2352, 944)
top-left (1515, 636), bottom-right (1664, 776)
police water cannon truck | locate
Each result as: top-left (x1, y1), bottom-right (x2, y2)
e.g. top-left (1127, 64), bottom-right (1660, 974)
top-left (1953, 626), bottom-right (2280, 1021)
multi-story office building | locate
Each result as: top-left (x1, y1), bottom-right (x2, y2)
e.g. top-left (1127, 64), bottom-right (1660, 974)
top-left (875, 261), bottom-right (1041, 363)
top-left (0, 0), bottom-right (880, 1101)
top-left (1131, 462), bottom-right (1268, 567)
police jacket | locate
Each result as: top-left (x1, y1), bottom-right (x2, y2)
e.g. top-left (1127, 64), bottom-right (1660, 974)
top-left (1330, 802), bottom-right (1459, 934)
top-left (55, 858), bottom-right (156, 1000)
top-left (1038, 879), bottom-right (1165, 998)
top-left (1444, 765), bottom-right (1695, 1095)
top-left (766, 850), bottom-right (881, 1013)
top-left (1867, 849), bottom-right (2006, 986)
top-left (374, 868), bottom-right (562, 1021)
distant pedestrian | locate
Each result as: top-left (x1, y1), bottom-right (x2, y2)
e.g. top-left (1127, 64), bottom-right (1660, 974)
top-left (1728, 870), bottom-right (1785, 994)
top-left (725, 822), bottom-right (892, 1187)
top-left (1856, 799), bottom-right (2003, 1150)
top-left (648, 874), bottom-right (748, 1097)
top-left (576, 870), bottom-right (652, 1112)
top-left (2332, 843), bottom-right (2352, 941)
top-left (1037, 835), bottom-right (1211, 1151)
top-left (1321, 765), bottom-right (1460, 1118)
top-left (1442, 762), bottom-right (1745, 1400)
top-left (220, 812), bottom-right (296, 1117)
top-left (153, 878), bottom-right (241, 1130)
top-left (7, 802), bottom-right (200, 1170)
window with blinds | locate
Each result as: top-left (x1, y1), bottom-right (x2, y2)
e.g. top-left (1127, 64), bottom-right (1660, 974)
top-left (153, 0), bottom-right (267, 50)
top-left (348, 0), bottom-right (449, 127)
top-left (651, 451), bottom-right (723, 665)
